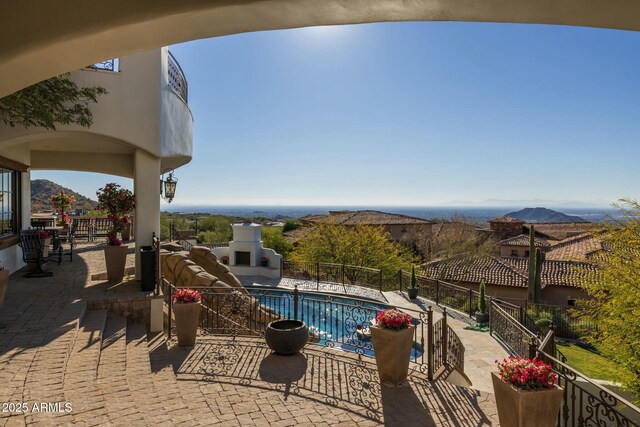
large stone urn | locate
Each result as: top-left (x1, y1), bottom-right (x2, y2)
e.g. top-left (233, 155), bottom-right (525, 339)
top-left (491, 372), bottom-right (564, 427)
top-left (104, 245), bottom-right (128, 282)
top-left (265, 320), bottom-right (309, 355)
top-left (174, 301), bottom-right (201, 347)
top-left (370, 325), bottom-right (415, 385)
top-left (0, 268), bottom-right (9, 309)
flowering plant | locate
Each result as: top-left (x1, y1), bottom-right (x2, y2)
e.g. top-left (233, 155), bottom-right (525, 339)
top-left (96, 183), bottom-right (135, 246)
top-left (173, 289), bottom-right (202, 304)
top-left (375, 309), bottom-right (413, 330)
top-left (50, 191), bottom-right (74, 226)
top-left (38, 230), bottom-right (49, 239)
top-left (496, 356), bottom-right (557, 390)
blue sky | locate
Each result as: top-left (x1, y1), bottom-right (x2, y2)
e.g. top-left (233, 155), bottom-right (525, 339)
top-left (34, 22), bottom-right (640, 207)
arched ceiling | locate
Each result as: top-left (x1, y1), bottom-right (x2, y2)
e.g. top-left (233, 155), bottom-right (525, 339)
top-left (1, 0), bottom-right (639, 98)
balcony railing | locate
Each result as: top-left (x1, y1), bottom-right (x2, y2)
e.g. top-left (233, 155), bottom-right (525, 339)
top-left (86, 59), bottom-right (119, 72)
top-left (168, 51), bottom-right (188, 103)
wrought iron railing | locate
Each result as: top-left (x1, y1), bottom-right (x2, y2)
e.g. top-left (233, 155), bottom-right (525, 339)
top-left (282, 261), bottom-right (384, 292)
top-left (164, 281), bottom-right (465, 381)
top-left (491, 299), bottom-right (640, 426)
top-left (168, 51), bottom-right (188, 103)
top-left (86, 59), bottom-right (118, 72)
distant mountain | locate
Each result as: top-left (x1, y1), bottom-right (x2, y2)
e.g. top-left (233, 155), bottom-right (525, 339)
top-left (506, 207), bottom-right (588, 223)
top-left (31, 179), bottom-right (98, 213)
top-left (441, 199), bottom-right (612, 208)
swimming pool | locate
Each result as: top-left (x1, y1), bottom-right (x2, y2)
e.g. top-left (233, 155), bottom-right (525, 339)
top-left (249, 288), bottom-right (423, 358)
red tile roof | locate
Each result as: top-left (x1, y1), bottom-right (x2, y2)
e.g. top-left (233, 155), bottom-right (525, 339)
top-left (422, 256), bottom-right (597, 289)
top-left (525, 223), bottom-right (596, 241)
top-left (500, 234), bottom-right (551, 247)
top-left (302, 210), bottom-right (433, 226)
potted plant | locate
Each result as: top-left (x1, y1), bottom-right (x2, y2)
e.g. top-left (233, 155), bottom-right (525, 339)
top-left (475, 281), bottom-right (489, 324)
top-left (173, 288), bottom-right (202, 347)
top-left (261, 256), bottom-right (269, 267)
top-left (221, 255), bottom-right (229, 265)
top-left (96, 183), bottom-right (135, 282)
top-left (370, 308), bottom-right (415, 385)
top-left (492, 356), bottom-right (564, 427)
top-left (50, 191), bottom-right (74, 230)
top-left (39, 230), bottom-right (51, 257)
top-left (407, 266), bottom-right (419, 299)
top-left (0, 262), bottom-right (8, 310)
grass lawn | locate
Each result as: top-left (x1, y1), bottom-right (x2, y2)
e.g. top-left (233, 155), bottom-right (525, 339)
top-left (556, 342), bottom-right (617, 381)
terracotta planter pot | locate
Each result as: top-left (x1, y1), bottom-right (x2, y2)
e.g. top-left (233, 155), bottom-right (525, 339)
top-left (174, 302), bottom-right (201, 347)
top-left (491, 372), bottom-right (564, 427)
top-left (370, 325), bottom-right (415, 385)
top-left (104, 245), bottom-right (128, 282)
top-left (0, 269), bottom-right (9, 309)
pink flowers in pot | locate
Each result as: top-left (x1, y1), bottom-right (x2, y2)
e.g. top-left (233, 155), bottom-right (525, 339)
top-left (173, 289), bottom-right (202, 304)
top-left (96, 183), bottom-right (135, 246)
top-left (38, 230), bottom-right (49, 239)
top-left (375, 309), bottom-right (413, 330)
top-left (496, 356), bottom-right (557, 390)
top-left (50, 191), bottom-right (74, 226)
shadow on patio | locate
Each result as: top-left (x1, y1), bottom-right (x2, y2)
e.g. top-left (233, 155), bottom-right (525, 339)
top-left (170, 336), bottom-right (498, 426)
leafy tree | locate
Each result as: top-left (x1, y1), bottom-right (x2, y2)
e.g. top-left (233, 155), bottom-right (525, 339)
top-left (290, 223), bottom-right (415, 277)
top-left (283, 220), bottom-right (301, 233)
top-left (0, 73), bottom-right (107, 130)
top-left (581, 198), bottom-right (640, 397)
top-left (415, 216), bottom-right (498, 264)
top-left (262, 226), bottom-right (293, 258)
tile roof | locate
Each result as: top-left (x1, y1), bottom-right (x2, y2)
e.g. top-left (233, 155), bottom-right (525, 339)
top-left (500, 234), bottom-right (551, 247)
top-left (524, 223), bottom-right (596, 241)
top-left (545, 234), bottom-right (603, 261)
top-left (422, 256), bottom-right (597, 289)
top-left (489, 215), bottom-right (525, 224)
top-left (303, 210), bottom-right (433, 226)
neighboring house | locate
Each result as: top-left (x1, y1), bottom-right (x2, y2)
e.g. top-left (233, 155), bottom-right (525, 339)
top-left (0, 48), bottom-right (193, 274)
top-left (299, 210), bottom-right (434, 243)
top-left (422, 255), bottom-right (597, 306)
top-left (499, 234), bottom-right (551, 258)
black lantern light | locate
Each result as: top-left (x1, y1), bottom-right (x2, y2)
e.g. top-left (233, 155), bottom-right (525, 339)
top-left (161, 169), bottom-right (178, 203)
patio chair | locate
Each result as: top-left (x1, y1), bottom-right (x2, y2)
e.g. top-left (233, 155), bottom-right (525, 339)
top-left (19, 229), bottom-right (54, 277)
top-left (71, 217), bottom-right (92, 242)
top-left (93, 217), bottom-right (112, 242)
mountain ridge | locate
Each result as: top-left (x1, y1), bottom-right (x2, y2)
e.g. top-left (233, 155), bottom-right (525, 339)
top-left (31, 179), bottom-right (99, 213)
top-left (505, 207), bottom-right (588, 223)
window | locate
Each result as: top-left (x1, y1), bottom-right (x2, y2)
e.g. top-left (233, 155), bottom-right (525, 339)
top-left (0, 166), bottom-right (20, 238)
top-left (524, 250), bottom-right (530, 257)
top-left (511, 249), bottom-right (518, 257)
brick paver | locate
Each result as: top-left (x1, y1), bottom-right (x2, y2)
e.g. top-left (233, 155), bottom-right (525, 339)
top-left (0, 244), bottom-right (500, 426)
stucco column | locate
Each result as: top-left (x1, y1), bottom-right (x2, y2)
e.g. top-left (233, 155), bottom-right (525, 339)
top-left (133, 149), bottom-right (160, 280)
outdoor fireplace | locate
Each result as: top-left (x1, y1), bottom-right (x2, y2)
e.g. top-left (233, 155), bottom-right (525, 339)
top-left (235, 251), bottom-right (250, 266)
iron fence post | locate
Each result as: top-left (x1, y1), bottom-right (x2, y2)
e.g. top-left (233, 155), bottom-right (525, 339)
top-left (427, 306), bottom-right (434, 380)
top-left (442, 307), bottom-right (448, 366)
top-left (316, 262), bottom-right (320, 289)
top-left (468, 289), bottom-right (473, 317)
top-left (435, 280), bottom-right (440, 305)
top-left (342, 263), bottom-right (346, 285)
top-left (528, 335), bottom-right (538, 360)
top-left (379, 269), bottom-right (383, 292)
top-left (399, 270), bottom-right (403, 292)
top-left (489, 300), bottom-right (493, 335)
top-left (519, 306), bottom-right (525, 326)
top-left (293, 285), bottom-right (299, 321)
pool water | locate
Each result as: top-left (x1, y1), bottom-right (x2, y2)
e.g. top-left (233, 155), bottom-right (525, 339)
top-left (249, 289), bottom-right (423, 358)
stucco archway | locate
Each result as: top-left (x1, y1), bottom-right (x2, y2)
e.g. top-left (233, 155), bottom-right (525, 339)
top-left (1, 0), bottom-right (640, 97)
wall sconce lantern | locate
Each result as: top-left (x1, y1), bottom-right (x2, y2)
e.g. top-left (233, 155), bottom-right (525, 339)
top-left (160, 169), bottom-right (178, 203)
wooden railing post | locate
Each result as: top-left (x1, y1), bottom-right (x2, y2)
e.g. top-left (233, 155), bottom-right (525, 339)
top-left (442, 307), bottom-right (448, 366)
top-left (427, 306), bottom-right (434, 380)
top-left (293, 285), bottom-right (299, 321)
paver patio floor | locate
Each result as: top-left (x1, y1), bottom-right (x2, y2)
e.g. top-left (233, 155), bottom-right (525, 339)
top-left (0, 244), bottom-right (500, 426)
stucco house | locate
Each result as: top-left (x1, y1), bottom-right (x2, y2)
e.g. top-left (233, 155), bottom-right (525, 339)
top-left (0, 49), bottom-right (193, 275)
